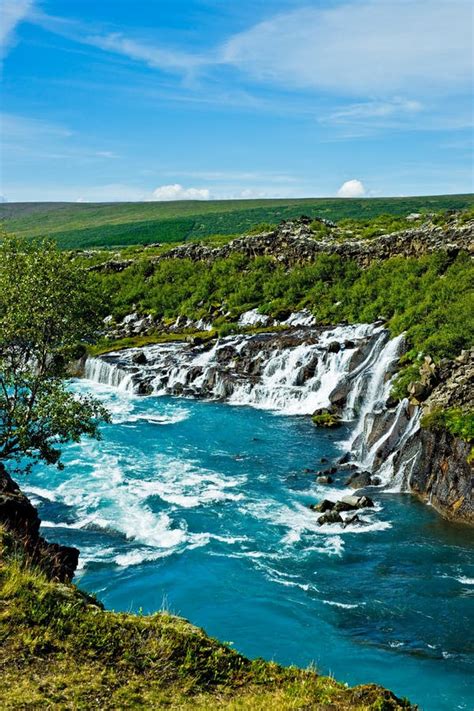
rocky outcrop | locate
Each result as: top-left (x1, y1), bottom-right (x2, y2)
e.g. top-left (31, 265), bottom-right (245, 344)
top-left (365, 351), bottom-right (474, 525)
top-left (89, 216), bottom-right (473, 275)
top-left (400, 427), bottom-right (473, 524)
top-left (0, 463), bottom-right (78, 581)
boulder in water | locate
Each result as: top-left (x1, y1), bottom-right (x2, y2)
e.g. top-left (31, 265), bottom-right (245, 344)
top-left (317, 511), bottom-right (343, 526)
top-left (316, 475), bottom-right (333, 484)
top-left (341, 495), bottom-right (374, 509)
top-left (334, 500), bottom-right (357, 512)
top-left (315, 466), bottom-right (337, 476)
top-left (132, 351), bottom-right (148, 365)
top-left (343, 514), bottom-right (362, 527)
top-left (310, 499), bottom-right (335, 513)
top-left (345, 471), bottom-right (373, 488)
top-left (311, 408), bottom-right (341, 428)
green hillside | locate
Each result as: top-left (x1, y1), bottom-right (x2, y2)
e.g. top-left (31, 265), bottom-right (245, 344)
top-left (1, 194), bottom-right (473, 249)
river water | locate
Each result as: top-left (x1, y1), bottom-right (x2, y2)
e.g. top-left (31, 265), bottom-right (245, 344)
top-left (21, 380), bottom-right (474, 711)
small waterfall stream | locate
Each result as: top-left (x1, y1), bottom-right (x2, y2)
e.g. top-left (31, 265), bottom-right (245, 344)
top-left (84, 321), bottom-right (420, 489)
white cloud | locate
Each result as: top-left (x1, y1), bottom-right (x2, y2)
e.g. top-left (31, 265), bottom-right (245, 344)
top-left (337, 180), bottom-right (367, 198)
top-left (151, 184), bottom-right (210, 201)
top-left (0, 0), bottom-right (34, 58)
top-left (222, 1), bottom-right (473, 96)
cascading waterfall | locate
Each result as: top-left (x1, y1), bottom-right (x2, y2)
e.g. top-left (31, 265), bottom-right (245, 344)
top-left (83, 320), bottom-right (420, 489)
top-left (344, 332), bottom-right (406, 461)
top-left (84, 358), bottom-right (135, 391)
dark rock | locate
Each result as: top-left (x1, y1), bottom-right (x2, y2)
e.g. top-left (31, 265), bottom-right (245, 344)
top-left (310, 499), bottom-right (335, 513)
top-left (328, 341), bottom-right (341, 354)
top-left (317, 511), bottom-right (343, 526)
top-left (0, 464), bottom-right (78, 582)
top-left (311, 407), bottom-right (341, 428)
top-left (320, 457), bottom-right (328, 463)
top-left (343, 514), bottom-right (361, 527)
top-left (334, 500), bottom-right (357, 512)
top-left (132, 351), bottom-right (148, 365)
top-left (316, 475), bottom-right (333, 484)
top-left (345, 471), bottom-right (373, 488)
top-left (339, 452), bottom-right (351, 465)
top-left (398, 425), bottom-right (474, 525)
top-left (315, 467), bottom-right (337, 477)
top-left (408, 381), bottom-right (429, 402)
top-left (136, 380), bottom-right (154, 395)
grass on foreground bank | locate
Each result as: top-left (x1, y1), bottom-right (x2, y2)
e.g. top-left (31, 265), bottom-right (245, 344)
top-left (1, 194), bottom-right (473, 250)
top-left (0, 532), bottom-right (413, 710)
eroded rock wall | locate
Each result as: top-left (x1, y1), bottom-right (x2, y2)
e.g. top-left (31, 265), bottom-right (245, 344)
top-left (0, 463), bottom-right (78, 581)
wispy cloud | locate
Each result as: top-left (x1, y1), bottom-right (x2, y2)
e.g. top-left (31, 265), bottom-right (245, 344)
top-left (1, 113), bottom-right (118, 162)
top-left (84, 32), bottom-right (206, 75)
top-left (29, 1), bottom-right (473, 136)
top-left (328, 99), bottom-right (423, 122)
top-left (1, 0), bottom-right (35, 59)
top-left (222, 1), bottom-right (473, 96)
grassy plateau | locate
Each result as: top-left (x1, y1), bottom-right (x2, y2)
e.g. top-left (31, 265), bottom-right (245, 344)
top-left (1, 194), bottom-right (473, 249)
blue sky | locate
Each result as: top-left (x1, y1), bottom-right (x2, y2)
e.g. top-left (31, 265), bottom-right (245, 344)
top-left (1, 0), bottom-right (473, 202)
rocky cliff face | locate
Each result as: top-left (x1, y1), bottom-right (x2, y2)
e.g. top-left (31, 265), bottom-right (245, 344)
top-left (399, 427), bottom-right (473, 524)
top-left (375, 350), bottom-right (474, 524)
top-left (0, 464), bottom-right (78, 581)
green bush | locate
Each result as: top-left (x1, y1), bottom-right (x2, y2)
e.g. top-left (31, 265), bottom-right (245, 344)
top-left (421, 409), bottom-right (474, 442)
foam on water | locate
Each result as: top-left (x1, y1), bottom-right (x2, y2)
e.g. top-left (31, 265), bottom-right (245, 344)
top-left (26, 326), bottom-right (474, 711)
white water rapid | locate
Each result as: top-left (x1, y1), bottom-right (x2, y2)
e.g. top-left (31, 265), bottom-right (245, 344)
top-left (84, 321), bottom-right (420, 489)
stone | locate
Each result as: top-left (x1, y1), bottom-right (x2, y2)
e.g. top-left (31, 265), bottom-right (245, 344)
top-left (122, 312), bottom-right (139, 325)
top-left (132, 351), bottom-right (148, 365)
top-left (317, 511), bottom-right (343, 526)
top-left (316, 466), bottom-right (337, 476)
top-left (345, 471), bottom-right (373, 488)
top-left (310, 499), bottom-right (335, 513)
top-left (328, 341), bottom-right (341, 354)
top-left (334, 500), bottom-right (357, 512)
top-left (340, 495), bottom-right (374, 509)
top-left (316, 475), bottom-right (333, 484)
top-left (343, 514), bottom-right (361, 527)
top-left (0, 464), bottom-right (78, 582)
top-left (408, 381), bottom-right (429, 402)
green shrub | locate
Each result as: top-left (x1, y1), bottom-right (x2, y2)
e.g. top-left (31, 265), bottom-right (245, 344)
top-left (311, 412), bottom-right (341, 428)
top-left (421, 409), bottom-right (474, 441)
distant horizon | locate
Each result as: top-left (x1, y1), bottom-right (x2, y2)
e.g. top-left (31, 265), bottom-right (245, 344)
top-left (2, 190), bottom-right (474, 206)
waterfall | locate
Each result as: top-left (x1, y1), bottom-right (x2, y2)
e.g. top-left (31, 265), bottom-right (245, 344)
top-left (344, 332), bottom-right (405, 460)
top-left (84, 357), bottom-right (136, 391)
top-left (83, 320), bottom-right (420, 489)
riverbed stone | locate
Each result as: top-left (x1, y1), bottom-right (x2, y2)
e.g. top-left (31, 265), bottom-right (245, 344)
top-left (317, 511), bottom-right (343, 526)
